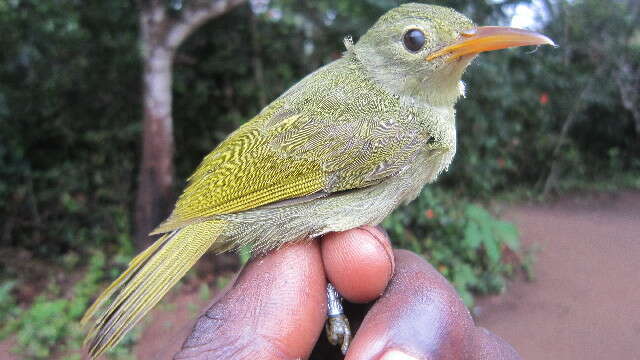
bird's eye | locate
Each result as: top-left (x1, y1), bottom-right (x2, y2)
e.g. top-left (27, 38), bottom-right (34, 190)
top-left (403, 29), bottom-right (426, 52)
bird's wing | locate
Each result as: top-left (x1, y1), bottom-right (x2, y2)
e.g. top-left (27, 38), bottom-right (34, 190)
top-left (153, 60), bottom-right (427, 234)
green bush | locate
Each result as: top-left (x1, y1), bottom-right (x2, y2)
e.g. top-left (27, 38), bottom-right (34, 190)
top-left (384, 188), bottom-right (520, 307)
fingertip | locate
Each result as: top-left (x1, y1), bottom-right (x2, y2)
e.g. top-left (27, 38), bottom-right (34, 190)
top-left (346, 249), bottom-right (475, 360)
top-left (177, 241), bottom-right (327, 360)
top-left (379, 349), bottom-right (420, 360)
top-left (321, 226), bottom-right (394, 304)
top-left (469, 327), bottom-right (522, 360)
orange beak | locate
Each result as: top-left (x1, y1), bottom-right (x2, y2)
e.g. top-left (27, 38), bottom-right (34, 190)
top-left (427, 26), bottom-right (555, 62)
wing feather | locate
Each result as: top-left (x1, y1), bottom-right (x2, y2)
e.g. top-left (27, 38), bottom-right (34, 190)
top-left (153, 56), bottom-right (428, 234)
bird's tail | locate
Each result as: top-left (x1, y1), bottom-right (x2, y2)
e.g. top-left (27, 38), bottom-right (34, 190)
top-left (81, 219), bottom-right (226, 358)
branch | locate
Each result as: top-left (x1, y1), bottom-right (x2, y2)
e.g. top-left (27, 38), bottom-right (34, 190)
top-left (542, 64), bottom-right (607, 196)
top-left (614, 60), bottom-right (640, 136)
top-left (165, 0), bottom-right (246, 50)
top-left (628, 0), bottom-right (640, 24)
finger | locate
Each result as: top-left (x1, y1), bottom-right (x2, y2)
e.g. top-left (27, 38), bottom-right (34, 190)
top-left (175, 241), bottom-right (327, 360)
top-left (467, 327), bottom-right (521, 360)
top-left (346, 250), bottom-right (520, 360)
top-left (321, 226), bottom-right (395, 303)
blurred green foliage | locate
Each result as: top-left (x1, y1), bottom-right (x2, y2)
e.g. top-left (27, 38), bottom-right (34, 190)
top-left (0, 0), bottom-right (639, 357)
top-left (0, 0), bottom-right (140, 261)
top-left (0, 252), bottom-right (138, 359)
top-left (384, 188), bottom-right (520, 306)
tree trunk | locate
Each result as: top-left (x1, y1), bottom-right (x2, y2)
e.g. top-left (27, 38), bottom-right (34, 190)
top-left (135, 47), bottom-right (175, 249)
top-left (135, 4), bottom-right (176, 250)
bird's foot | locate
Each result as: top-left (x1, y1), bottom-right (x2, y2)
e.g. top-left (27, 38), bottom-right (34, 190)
top-left (326, 314), bottom-right (351, 355)
top-left (325, 283), bottom-right (351, 354)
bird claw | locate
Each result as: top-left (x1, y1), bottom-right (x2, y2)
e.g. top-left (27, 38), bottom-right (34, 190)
top-left (326, 314), bottom-right (351, 355)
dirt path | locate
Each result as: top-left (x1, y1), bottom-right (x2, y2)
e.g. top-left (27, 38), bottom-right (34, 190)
top-left (476, 191), bottom-right (640, 360)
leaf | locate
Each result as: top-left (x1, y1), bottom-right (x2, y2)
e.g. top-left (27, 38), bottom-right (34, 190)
top-left (482, 233), bottom-right (502, 265)
top-left (463, 221), bottom-right (482, 249)
top-left (238, 244), bottom-right (252, 265)
top-left (494, 220), bottom-right (520, 251)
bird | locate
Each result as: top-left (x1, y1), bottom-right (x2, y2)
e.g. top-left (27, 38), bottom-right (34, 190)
top-left (82, 3), bottom-right (554, 357)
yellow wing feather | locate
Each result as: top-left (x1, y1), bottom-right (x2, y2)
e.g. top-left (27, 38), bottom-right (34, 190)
top-left (153, 103), bottom-right (327, 233)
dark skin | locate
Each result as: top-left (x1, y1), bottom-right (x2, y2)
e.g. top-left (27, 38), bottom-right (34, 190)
top-left (175, 226), bottom-right (521, 360)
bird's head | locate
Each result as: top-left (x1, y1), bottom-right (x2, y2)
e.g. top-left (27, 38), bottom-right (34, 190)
top-left (353, 3), bottom-right (554, 107)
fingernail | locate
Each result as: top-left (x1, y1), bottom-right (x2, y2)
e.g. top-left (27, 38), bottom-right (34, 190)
top-left (380, 349), bottom-right (420, 360)
top-left (360, 225), bottom-right (396, 279)
top-left (375, 225), bottom-right (390, 238)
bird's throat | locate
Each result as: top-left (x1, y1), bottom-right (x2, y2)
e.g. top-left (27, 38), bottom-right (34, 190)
top-left (420, 54), bottom-right (476, 107)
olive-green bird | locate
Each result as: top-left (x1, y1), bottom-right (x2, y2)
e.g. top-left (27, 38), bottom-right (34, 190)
top-left (82, 3), bottom-right (553, 357)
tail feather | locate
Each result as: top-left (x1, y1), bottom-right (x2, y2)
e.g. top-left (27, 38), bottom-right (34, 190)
top-left (82, 220), bottom-right (225, 358)
top-left (80, 234), bottom-right (170, 326)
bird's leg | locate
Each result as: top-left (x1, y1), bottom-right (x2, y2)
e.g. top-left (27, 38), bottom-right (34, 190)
top-left (325, 283), bottom-right (351, 354)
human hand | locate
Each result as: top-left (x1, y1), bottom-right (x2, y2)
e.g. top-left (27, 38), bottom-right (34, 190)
top-left (174, 226), bottom-right (521, 360)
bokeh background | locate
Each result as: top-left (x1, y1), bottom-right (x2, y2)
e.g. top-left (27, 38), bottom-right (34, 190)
top-left (1, 0), bottom-right (639, 359)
